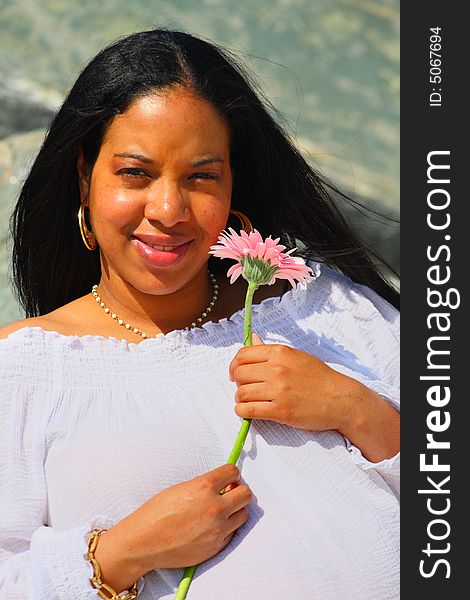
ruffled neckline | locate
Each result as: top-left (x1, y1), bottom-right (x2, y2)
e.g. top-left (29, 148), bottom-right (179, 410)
top-left (4, 260), bottom-right (322, 350)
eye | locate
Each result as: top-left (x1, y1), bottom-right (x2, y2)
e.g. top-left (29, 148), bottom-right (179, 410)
top-left (117, 168), bottom-right (149, 178)
top-left (189, 172), bottom-right (220, 181)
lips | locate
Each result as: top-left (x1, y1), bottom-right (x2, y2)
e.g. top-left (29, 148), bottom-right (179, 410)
top-left (131, 236), bottom-right (193, 268)
top-left (131, 234), bottom-right (194, 248)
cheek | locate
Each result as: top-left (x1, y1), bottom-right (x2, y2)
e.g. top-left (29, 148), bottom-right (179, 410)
top-left (197, 179), bottom-right (232, 237)
top-left (195, 202), bottom-right (230, 243)
top-left (91, 189), bottom-right (141, 232)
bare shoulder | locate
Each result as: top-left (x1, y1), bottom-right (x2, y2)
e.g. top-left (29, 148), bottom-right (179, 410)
top-left (0, 316), bottom-right (57, 340)
top-left (0, 295), bottom-right (93, 341)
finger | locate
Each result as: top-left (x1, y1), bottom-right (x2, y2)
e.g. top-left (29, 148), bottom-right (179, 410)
top-left (228, 344), bottom-right (274, 381)
top-left (222, 530), bottom-right (236, 547)
top-left (234, 401), bottom-right (276, 420)
top-left (206, 463), bottom-right (240, 490)
top-left (224, 481), bottom-right (239, 492)
top-left (235, 382), bottom-right (273, 403)
top-left (251, 332), bottom-right (265, 345)
top-left (226, 506), bottom-right (250, 535)
top-left (221, 484), bottom-right (253, 516)
top-left (231, 363), bottom-right (271, 385)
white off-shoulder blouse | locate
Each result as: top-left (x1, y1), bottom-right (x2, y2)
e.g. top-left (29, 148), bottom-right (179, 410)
top-left (0, 261), bottom-right (400, 599)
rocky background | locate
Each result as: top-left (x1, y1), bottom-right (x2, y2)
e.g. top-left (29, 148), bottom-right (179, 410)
top-left (0, 0), bottom-right (399, 325)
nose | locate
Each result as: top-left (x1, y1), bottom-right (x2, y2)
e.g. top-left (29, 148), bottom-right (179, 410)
top-left (143, 179), bottom-right (190, 228)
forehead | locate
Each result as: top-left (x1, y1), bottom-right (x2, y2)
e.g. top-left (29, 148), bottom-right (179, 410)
top-left (102, 89), bottom-right (230, 156)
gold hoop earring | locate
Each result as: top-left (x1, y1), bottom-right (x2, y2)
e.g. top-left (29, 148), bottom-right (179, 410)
top-left (78, 203), bottom-right (97, 251)
top-left (229, 209), bottom-right (254, 233)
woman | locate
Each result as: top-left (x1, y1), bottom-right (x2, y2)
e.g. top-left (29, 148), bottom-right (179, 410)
top-left (0, 28), bottom-right (399, 599)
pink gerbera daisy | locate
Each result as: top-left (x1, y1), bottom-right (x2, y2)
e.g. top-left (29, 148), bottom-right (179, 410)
top-left (208, 227), bottom-right (315, 288)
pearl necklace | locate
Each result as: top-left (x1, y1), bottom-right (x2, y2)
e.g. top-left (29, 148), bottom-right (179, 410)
top-left (91, 271), bottom-right (219, 339)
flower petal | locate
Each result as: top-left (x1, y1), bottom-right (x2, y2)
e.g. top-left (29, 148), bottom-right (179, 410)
top-left (208, 227), bottom-right (317, 287)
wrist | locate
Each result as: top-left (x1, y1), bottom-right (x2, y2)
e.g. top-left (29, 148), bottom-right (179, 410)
top-left (92, 527), bottom-right (148, 595)
top-left (336, 379), bottom-right (372, 439)
top-left (337, 380), bottom-right (401, 462)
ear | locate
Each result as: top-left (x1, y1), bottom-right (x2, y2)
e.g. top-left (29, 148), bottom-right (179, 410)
top-left (77, 147), bottom-right (92, 205)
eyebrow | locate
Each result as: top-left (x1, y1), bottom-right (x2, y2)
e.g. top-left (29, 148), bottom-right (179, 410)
top-left (113, 152), bottom-right (224, 167)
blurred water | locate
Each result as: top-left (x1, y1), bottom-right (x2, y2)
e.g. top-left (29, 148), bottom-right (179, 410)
top-left (0, 0), bottom-right (399, 324)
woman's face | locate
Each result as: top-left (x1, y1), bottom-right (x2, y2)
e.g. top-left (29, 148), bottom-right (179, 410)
top-left (77, 87), bottom-right (233, 294)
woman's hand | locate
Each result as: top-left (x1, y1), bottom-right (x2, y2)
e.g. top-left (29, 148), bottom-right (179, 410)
top-left (94, 464), bottom-right (253, 593)
top-left (228, 332), bottom-right (400, 462)
top-left (229, 332), bottom-right (361, 432)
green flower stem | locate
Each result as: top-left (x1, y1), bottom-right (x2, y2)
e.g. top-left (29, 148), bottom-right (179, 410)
top-left (175, 281), bottom-right (259, 600)
top-left (175, 566), bottom-right (196, 600)
top-left (241, 281), bottom-right (257, 347)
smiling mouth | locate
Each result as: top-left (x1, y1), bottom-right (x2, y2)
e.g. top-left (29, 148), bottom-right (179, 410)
top-left (130, 236), bottom-right (194, 267)
top-left (143, 243), bottom-right (180, 251)
top-left (130, 235), bottom-right (194, 250)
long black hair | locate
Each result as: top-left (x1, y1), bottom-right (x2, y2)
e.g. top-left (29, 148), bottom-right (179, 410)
top-left (10, 27), bottom-right (399, 317)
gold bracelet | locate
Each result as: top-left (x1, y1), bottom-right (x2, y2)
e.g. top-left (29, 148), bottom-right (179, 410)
top-left (86, 528), bottom-right (139, 600)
